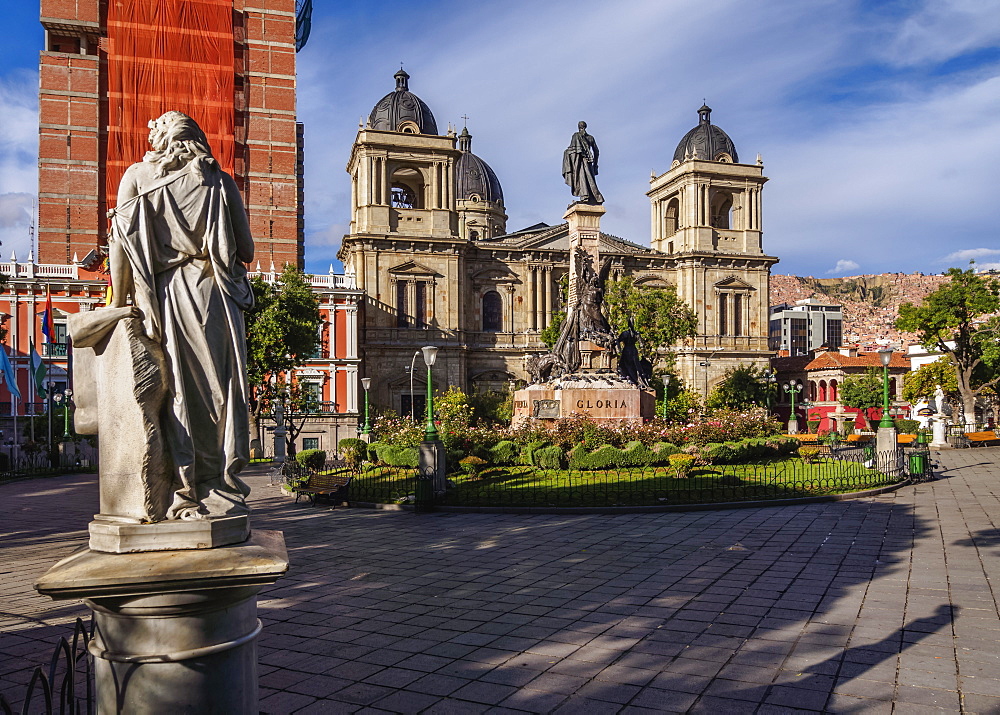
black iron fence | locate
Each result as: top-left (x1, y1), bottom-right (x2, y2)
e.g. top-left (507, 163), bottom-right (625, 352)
top-left (280, 447), bottom-right (927, 510)
top-left (0, 445), bottom-right (98, 484)
top-left (0, 617), bottom-right (93, 715)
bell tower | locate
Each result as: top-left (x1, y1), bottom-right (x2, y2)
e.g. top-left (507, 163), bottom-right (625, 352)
top-left (648, 105), bottom-right (777, 397)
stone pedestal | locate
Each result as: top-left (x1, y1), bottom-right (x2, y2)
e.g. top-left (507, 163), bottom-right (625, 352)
top-left (564, 203), bottom-right (605, 308)
top-left (513, 374), bottom-right (654, 427)
top-left (419, 440), bottom-right (447, 494)
top-left (876, 426), bottom-right (901, 475)
top-left (787, 418), bottom-right (799, 435)
top-left (931, 416), bottom-right (949, 450)
top-left (36, 530), bottom-right (288, 714)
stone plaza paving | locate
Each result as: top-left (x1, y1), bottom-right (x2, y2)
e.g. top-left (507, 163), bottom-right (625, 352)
top-left (2, 448), bottom-right (1000, 713)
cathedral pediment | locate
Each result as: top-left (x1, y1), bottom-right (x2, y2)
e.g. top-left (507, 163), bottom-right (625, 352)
top-left (471, 267), bottom-right (519, 283)
top-left (387, 260), bottom-right (441, 277)
top-left (714, 275), bottom-right (755, 290)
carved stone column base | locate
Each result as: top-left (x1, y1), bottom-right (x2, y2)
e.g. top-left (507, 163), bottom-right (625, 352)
top-left (89, 514), bottom-right (250, 553)
top-left (36, 530), bottom-right (287, 714)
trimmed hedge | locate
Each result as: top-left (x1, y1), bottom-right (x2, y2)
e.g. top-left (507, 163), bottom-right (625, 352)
top-left (519, 440), bottom-right (550, 466)
top-left (338, 438), bottom-right (368, 465)
top-left (296, 449), bottom-right (327, 471)
top-left (372, 443), bottom-right (420, 468)
top-left (489, 440), bottom-right (519, 466)
top-left (533, 445), bottom-right (564, 469)
top-left (568, 441), bottom-right (682, 470)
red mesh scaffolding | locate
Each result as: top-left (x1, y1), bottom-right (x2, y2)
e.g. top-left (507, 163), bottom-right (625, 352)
top-left (106, 0), bottom-right (236, 211)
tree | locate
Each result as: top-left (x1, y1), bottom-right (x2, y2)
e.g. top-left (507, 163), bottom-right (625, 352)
top-left (245, 266), bottom-right (322, 447)
top-left (603, 276), bottom-right (698, 366)
top-left (706, 364), bottom-right (770, 411)
top-left (839, 368), bottom-right (882, 431)
top-left (896, 266), bottom-right (1000, 424)
top-left (273, 379), bottom-right (320, 459)
top-left (902, 356), bottom-right (958, 407)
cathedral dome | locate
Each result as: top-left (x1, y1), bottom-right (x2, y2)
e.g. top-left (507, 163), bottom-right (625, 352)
top-left (456, 127), bottom-right (503, 205)
top-left (672, 104), bottom-right (739, 163)
top-left (368, 69), bottom-right (439, 135)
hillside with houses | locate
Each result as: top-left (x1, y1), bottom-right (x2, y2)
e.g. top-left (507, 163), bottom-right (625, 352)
top-left (769, 272), bottom-right (950, 350)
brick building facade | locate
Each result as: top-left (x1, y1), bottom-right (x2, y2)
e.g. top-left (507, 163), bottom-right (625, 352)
top-left (37, 0), bottom-right (303, 270)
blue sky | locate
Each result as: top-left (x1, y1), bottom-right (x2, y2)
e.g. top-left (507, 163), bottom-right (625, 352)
top-left (2, 0), bottom-right (1000, 277)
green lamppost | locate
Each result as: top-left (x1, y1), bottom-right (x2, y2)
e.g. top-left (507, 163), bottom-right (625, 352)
top-left (784, 380), bottom-right (803, 434)
top-left (421, 345), bottom-right (439, 441)
top-left (360, 377), bottom-right (372, 436)
top-left (764, 369), bottom-right (777, 415)
top-left (661, 374), bottom-right (671, 419)
top-left (878, 348), bottom-right (894, 428)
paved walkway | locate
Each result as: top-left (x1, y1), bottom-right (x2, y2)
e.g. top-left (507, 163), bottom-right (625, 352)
top-left (2, 449), bottom-right (999, 714)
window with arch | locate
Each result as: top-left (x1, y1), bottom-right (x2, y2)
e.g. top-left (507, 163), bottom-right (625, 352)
top-left (809, 381), bottom-right (817, 402)
top-left (819, 380), bottom-right (828, 401)
top-left (482, 291), bottom-right (503, 332)
top-left (469, 229), bottom-right (479, 241)
top-left (391, 183), bottom-right (417, 208)
top-left (664, 198), bottom-right (679, 236)
top-left (716, 292), bottom-right (746, 336)
top-left (711, 192), bottom-right (733, 229)
top-left (830, 379), bottom-right (838, 402)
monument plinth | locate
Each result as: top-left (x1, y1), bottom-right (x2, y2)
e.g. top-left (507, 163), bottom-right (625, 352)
top-left (513, 373), bottom-right (655, 427)
top-left (35, 112), bottom-right (286, 713)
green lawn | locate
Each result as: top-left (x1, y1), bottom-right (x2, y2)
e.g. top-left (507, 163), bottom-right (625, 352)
top-left (342, 457), bottom-right (897, 508)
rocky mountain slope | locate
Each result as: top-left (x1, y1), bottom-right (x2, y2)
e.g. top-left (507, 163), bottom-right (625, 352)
top-left (769, 273), bottom-right (950, 349)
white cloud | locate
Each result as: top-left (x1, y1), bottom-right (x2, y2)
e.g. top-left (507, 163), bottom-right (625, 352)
top-left (940, 248), bottom-right (1000, 264)
top-left (0, 69), bottom-right (39, 259)
top-left (827, 259), bottom-right (861, 275)
top-left (884, 0), bottom-right (1000, 67)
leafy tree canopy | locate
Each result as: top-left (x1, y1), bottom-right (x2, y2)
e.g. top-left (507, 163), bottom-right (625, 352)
top-left (245, 265), bottom-right (322, 419)
top-left (603, 276), bottom-right (698, 365)
top-left (706, 364), bottom-right (771, 411)
top-left (902, 356), bottom-right (958, 405)
top-left (839, 368), bottom-right (882, 411)
top-left (896, 266), bottom-right (1000, 421)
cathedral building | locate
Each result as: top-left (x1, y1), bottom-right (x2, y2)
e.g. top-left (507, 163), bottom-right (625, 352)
top-left (341, 72), bottom-right (779, 413)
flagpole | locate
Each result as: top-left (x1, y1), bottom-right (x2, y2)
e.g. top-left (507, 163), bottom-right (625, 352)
top-left (44, 286), bottom-right (55, 469)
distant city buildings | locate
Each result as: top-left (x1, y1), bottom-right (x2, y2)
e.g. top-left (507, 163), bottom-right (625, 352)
top-left (769, 297), bottom-right (843, 355)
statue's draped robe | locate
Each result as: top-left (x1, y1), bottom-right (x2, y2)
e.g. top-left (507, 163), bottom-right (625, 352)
top-left (110, 161), bottom-right (255, 519)
top-left (562, 131), bottom-right (604, 204)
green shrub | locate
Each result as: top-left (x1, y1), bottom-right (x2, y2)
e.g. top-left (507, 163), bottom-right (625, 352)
top-left (668, 453), bottom-right (696, 477)
top-left (533, 445), bottom-right (564, 470)
top-left (366, 441), bottom-right (385, 462)
top-left (373, 444), bottom-right (420, 468)
top-left (895, 418), bottom-right (920, 434)
top-left (295, 449), bottom-right (326, 471)
top-left (620, 441), bottom-right (653, 467)
top-left (338, 438), bottom-right (367, 468)
top-left (799, 446), bottom-right (823, 463)
top-left (650, 442), bottom-right (680, 464)
top-left (459, 455), bottom-right (487, 476)
top-left (520, 440), bottom-right (550, 466)
top-left (488, 440), bottom-right (518, 466)
top-left (807, 419), bottom-right (821, 433)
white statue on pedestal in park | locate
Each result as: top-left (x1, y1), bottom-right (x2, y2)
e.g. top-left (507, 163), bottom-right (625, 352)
top-left (71, 111), bottom-right (255, 528)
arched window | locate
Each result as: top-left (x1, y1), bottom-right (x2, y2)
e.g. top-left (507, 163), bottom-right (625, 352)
top-left (664, 198), bottom-right (679, 236)
top-left (711, 193), bottom-right (733, 229)
top-left (469, 229), bottom-right (479, 241)
top-left (809, 381), bottom-right (817, 402)
top-left (819, 380), bottom-right (827, 402)
top-left (830, 379), bottom-right (838, 402)
top-left (889, 378), bottom-right (897, 399)
top-left (483, 291), bottom-right (502, 332)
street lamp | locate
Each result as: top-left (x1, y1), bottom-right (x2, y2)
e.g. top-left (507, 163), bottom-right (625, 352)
top-left (784, 380), bottom-right (804, 433)
top-left (421, 346), bottom-right (439, 441)
top-left (408, 350), bottom-right (421, 421)
top-left (661, 374), bottom-right (671, 419)
top-left (764, 369), bottom-right (777, 415)
top-left (878, 348), bottom-right (894, 429)
top-left (52, 389), bottom-right (73, 439)
top-left (360, 377), bottom-right (372, 436)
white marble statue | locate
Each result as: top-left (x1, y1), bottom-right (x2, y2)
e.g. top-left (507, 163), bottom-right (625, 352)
top-left (102, 111), bottom-right (255, 521)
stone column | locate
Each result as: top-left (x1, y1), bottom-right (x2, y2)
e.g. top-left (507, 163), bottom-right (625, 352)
top-left (543, 267), bottom-right (552, 327)
top-left (563, 203), bottom-right (605, 309)
top-left (529, 266), bottom-right (537, 331)
top-left (36, 531), bottom-right (287, 714)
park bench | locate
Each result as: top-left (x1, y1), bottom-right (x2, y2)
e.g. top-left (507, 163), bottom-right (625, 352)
top-left (293, 472), bottom-right (353, 506)
top-left (966, 431), bottom-right (1000, 448)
